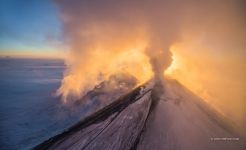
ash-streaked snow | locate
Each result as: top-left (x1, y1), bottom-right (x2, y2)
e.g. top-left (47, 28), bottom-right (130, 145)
top-left (34, 79), bottom-right (245, 150)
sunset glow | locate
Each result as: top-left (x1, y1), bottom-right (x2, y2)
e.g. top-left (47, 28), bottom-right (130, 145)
top-left (1, 0), bottom-right (246, 143)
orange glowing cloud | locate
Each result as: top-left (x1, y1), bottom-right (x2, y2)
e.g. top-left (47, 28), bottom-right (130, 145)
top-left (55, 0), bottom-right (246, 134)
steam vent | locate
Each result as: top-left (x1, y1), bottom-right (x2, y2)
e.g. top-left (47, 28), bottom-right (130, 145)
top-left (34, 76), bottom-right (245, 150)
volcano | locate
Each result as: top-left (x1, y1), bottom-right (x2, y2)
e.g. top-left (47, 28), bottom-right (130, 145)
top-left (34, 77), bottom-right (245, 150)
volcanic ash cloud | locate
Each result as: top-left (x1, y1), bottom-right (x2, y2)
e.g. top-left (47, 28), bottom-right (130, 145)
top-left (55, 0), bottom-right (187, 101)
top-left (55, 0), bottom-right (246, 135)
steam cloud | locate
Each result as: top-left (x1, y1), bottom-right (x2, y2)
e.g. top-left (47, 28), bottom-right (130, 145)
top-left (55, 0), bottom-right (246, 134)
top-left (55, 0), bottom-right (186, 101)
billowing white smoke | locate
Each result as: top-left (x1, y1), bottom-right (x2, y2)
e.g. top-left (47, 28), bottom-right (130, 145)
top-left (54, 0), bottom-right (186, 101)
top-left (55, 0), bottom-right (246, 135)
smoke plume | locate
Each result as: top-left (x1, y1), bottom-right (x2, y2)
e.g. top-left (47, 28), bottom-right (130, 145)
top-left (55, 0), bottom-right (246, 134)
top-left (55, 0), bottom-right (187, 101)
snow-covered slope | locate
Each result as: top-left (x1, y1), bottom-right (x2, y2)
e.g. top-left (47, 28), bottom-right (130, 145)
top-left (34, 79), bottom-right (245, 150)
top-left (137, 79), bottom-right (245, 150)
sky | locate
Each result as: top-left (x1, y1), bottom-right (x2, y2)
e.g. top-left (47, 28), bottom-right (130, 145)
top-left (0, 0), bottom-right (245, 134)
top-left (0, 0), bottom-right (63, 58)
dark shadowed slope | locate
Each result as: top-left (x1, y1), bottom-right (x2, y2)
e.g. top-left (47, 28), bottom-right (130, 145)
top-left (34, 79), bottom-right (245, 150)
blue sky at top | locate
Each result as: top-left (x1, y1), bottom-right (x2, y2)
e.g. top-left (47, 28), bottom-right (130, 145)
top-left (0, 0), bottom-right (63, 56)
